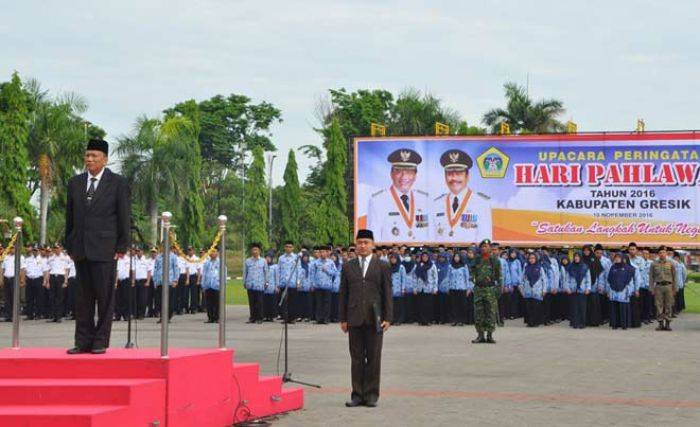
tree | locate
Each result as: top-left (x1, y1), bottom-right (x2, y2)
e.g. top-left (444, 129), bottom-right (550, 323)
top-left (279, 149), bottom-right (301, 245)
top-left (0, 72), bottom-right (34, 240)
top-left (244, 146), bottom-right (268, 248)
top-left (116, 116), bottom-right (192, 245)
top-left (482, 82), bottom-right (565, 134)
top-left (318, 118), bottom-right (349, 245)
top-left (25, 80), bottom-right (89, 244)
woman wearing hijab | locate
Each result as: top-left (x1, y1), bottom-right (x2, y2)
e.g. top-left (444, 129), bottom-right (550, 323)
top-left (389, 254), bottom-right (406, 325)
top-left (263, 251), bottom-right (279, 322)
top-left (582, 244), bottom-right (603, 326)
top-left (606, 253), bottom-right (637, 330)
top-left (505, 248), bottom-right (523, 319)
top-left (565, 252), bottom-right (590, 329)
top-left (402, 251), bottom-right (417, 324)
top-left (297, 251), bottom-right (312, 322)
top-left (449, 252), bottom-right (471, 326)
top-left (436, 253), bottom-right (452, 325)
top-left (414, 251), bottom-right (438, 326)
top-left (519, 252), bottom-right (547, 327)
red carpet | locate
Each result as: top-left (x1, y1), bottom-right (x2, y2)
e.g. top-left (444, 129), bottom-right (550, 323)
top-left (0, 347), bottom-right (303, 426)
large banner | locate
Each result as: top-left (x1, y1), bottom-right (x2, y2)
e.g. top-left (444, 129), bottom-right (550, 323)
top-left (354, 133), bottom-right (700, 247)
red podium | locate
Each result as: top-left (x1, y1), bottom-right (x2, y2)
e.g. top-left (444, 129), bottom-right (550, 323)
top-left (0, 347), bottom-right (303, 426)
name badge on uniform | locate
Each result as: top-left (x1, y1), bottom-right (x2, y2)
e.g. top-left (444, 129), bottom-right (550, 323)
top-left (388, 212), bottom-right (400, 216)
top-left (460, 213), bottom-right (478, 229)
top-left (415, 214), bottom-right (428, 228)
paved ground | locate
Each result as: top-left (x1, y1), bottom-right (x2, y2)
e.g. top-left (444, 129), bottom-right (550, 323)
top-left (2, 307), bottom-right (699, 426)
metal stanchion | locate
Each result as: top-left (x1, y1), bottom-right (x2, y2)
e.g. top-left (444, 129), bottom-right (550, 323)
top-left (160, 212), bottom-right (172, 358)
top-left (11, 217), bottom-right (23, 350)
top-left (217, 215), bottom-right (227, 349)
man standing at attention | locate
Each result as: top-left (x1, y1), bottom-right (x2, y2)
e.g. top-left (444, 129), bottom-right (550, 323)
top-left (65, 138), bottom-right (130, 354)
top-left (339, 229), bottom-right (392, 408)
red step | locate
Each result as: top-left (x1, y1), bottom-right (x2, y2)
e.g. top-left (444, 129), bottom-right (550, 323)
top-left (0, 405), bottom-right (134, 427)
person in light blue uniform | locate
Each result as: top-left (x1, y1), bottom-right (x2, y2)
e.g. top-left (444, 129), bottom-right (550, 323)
top-left (297, 251), bottom-right (313, 322)
top-left (565, 252), bottom-right (590, 329)
top-left (504, 249), bottom-right (523, 320)
top-left (277, 241), bottom-right (300, 323)
top-left (414, 251), bottom-right (438, 326)
top-left (388, 254), bottom-right (406, 325)
top-left (595, 245), bottom-right (613, 323)
top-left (671, 251), bottom-right (688, 315)
top-left (153, 247), bottom-right (180, 322)
top-left (606, 253), bottom-right (637, 330)
top-left (263, 251), bottom-right (279, 322)
top-left (311, 245), bottom-right (338, 324)
top-left (243, 243), bottom-right (268, 324)
top-left (638, 247), bottom-right (654, 323)
top-left (519, 252), bottom-right (547, 327)
top-left (202, 249), bottom-right (222, 323)
top-left (449, 252), bottom-right (471, 326)
top-left (627, 242), bottom-right (648, 326)
top-left (330, 251), bottom-right (343, 322)
top-left (401, 252), bottom-right (417, 324)
top-left (435, 253), bottom-right (451, 324)
top-left (559, 255), bottom-right (571, 322)
top-left (539, 248), bottom-right (560, 325)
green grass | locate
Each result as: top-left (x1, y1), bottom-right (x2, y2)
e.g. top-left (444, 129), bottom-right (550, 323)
top-left (225, 279), bottom-right (248, 305)
top-left (685, 281), bottom-right (700, 314)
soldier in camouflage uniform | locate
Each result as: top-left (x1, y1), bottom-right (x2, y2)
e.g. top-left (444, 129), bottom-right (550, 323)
top-left (469, 239), bottom-right (501, 344)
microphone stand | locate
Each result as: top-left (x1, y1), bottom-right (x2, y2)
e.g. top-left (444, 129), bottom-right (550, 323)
top-left (126, 219), bottom-right (147, 349)
top-left (277, 254), bottom-right (321, 389)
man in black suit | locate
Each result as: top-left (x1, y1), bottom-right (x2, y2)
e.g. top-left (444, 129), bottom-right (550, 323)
top-left (64, 139), bottom-right (130, 354)
top-left (339, 229), bottom-right (392, 408)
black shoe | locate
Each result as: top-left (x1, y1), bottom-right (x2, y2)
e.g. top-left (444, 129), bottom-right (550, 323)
top-left (655, 324), bottom-right (665, 331)
top-left (246, 320), bottom-right (255, 324)
top-left (91, 347), bottom-right (106, 354)
top-left (486, 334), bottom-right (496, 344)
top-left (25, 316), bottom-right (35, 320)
top-left (255, 320), bottom-right (263, 324)
top-left (54, 318), bottom-right (62, 323)
top-left (364, 400), bottom-right (377, 408)
top-left (471, 335), bottom-right (486, 344)
top-left (66, 347), bottom-right (91, 355)
top-left (345, 399), bottom-right (363, 407)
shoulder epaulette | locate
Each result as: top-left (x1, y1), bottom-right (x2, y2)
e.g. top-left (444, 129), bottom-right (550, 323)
top-left (371, 189), bottom-right (385, 197)
top-left (476, 192), bottom-right (490, 200)
top-left (433, 193), bottom-right (446, 201)
top-left (416, 190), bottom-right (428, 196)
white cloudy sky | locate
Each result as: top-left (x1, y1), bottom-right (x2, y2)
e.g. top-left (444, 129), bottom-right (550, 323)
top-left (3, 0), bottom-right (699, 183)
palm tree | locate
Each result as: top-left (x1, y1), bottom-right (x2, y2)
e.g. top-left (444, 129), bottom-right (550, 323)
top-left (26, 80), bottom-right (88, 245)
top-left (116, 116), bottom-right (192, 245)
top-left (482, 82), bottom-right (565, 134)
top-left (390, 88), bottom-right (462, 136)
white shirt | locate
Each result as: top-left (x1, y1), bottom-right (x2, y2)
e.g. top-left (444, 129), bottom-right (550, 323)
top-left (186, 256), bottom-right (199, 276)
top-left (68, 260), bottom-right (76, 278)
top-left (133, 256), bottom-right (149, 280)
top-left (25, 255), bottom-right (48, 279)
top-left (177, 257), bottom-right (188, 275)
top-left (146, 257), bottom-right (155, 274)
top-left (359, 254), bottom-right (373, 278)
top-left (116, 257), bottom-right (130, 280)
top-left (86, 167), bottom-right (105, 191)
top-left (48, 254), bottom-right (70, 276)
top-left (2, 255), bottom-right (26, 278)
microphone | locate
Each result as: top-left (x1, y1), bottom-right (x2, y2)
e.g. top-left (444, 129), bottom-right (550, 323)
top-left (372, 302), bottom-right (382, 335)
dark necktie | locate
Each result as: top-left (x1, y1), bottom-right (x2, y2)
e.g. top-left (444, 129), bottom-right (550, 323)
top-left (400, 194), bottom-right (409, 211)
top-left (87, 177), bottom-right (97, 204)
top-left (452, 196), bottom-right (459, 213)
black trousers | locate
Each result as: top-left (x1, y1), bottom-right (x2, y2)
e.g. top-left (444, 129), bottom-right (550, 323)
top-left (675, 288), bottom-right (686, 313)
top-left (145, 279), bottom-right (155, 317)
top-left (263, 292), bottom-right (277, 320)
top-left (135, 279), bottom-right (147, 318)
top-left (403, 293), bottom-right (415, 323)
top-left (348, 324), bottom-right (384, 404)
top-left (49, 275), bottom-right (65, 321)
top-left (438, 292), bottom-right (450, 324)
top-left (630, 294), bottom-right (641, 328)
top-left (392, 296), bottom-right (404, 324)
top-left (586, 293), bottom-right (602, 326)
top-left (543, 293), bottom-right (553, 324)
top-left (331, 292), bottom-right (340, 322)
top-left (449, 290), bottom-right (468, 324)
top-left (417, 293), bottom-right (434, 325)
top-left (115, 279), bottom-right (130, 320)
top-left (175, 274), bottom-right (187, 314)
top-left (569, 293), bottom-right (587, 328)
top-left (205, 289), bottom-right (219, 321)
top-left (315, 289), bottom-right (331, 323)
top-left (296, 290), bottom-right (310, 320)
top-left (25, 277), bottom-right (43, 319)
top-left (188, 274), bottom-right (199, 312)
top-left (155, 285), bottom-right (175, 319)
top-left (247, 289), bottom-right (263, 321)
top-left (281, 287), bottom-right (297, 321)
top-left (40, 285), bottom-right (51, 318)
top-left (525, 298), bottom-right (543, 327)
top-left (74, 260), bottom-right (117, 349)
top-left (2, 277), bottom-right (15, 320)
top-left (64, 278), bottom-right (76, 317)
top-left (639, 288), bottom-right (653, 322)
top-left (610, 301), bottom-right (631, 329)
